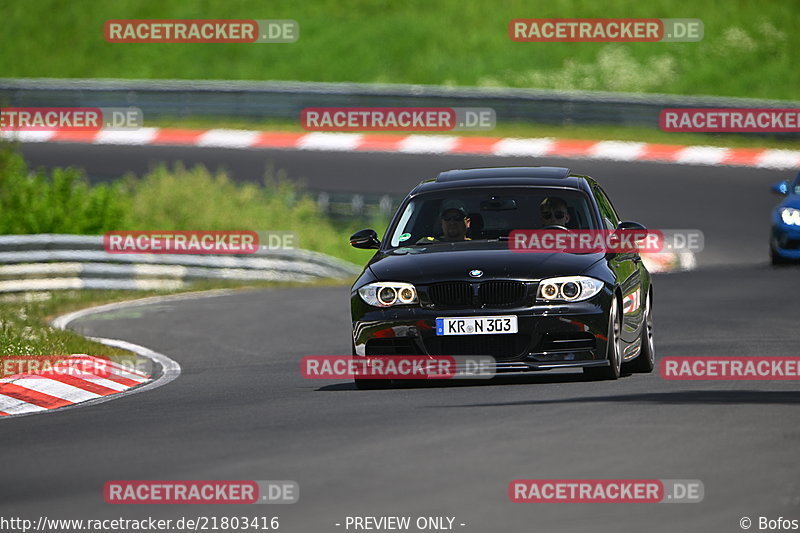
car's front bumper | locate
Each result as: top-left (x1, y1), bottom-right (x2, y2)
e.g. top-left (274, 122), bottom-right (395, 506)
top-left (771, 224), bottom-right (800, 259)
top-left (352, 294), bottom-right (613, 371)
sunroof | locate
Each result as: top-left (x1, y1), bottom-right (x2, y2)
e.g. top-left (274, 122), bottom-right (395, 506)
top-left (436, 167), bottom-right (571, 182)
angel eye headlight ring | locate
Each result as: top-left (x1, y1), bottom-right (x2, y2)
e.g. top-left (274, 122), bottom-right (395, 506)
top-left (358, 282), bottom-right (418, 307)
top-left (537, 276), bottom-right (603, 303)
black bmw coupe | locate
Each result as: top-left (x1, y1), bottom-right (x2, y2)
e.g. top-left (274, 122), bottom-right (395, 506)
top-left (349, 167), bottom-right (654, 389)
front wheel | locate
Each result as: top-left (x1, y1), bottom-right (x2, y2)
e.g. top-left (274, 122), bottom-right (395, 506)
top-left (628, 290), bottom-right (655, 373)
top-left (771, 246), bottom-right (789, 266)
top-left (584, 295), bottom-right (621, 380)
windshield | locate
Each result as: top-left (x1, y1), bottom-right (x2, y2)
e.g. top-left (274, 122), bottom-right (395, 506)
top-left (387, 187), bottom-right (598, 248)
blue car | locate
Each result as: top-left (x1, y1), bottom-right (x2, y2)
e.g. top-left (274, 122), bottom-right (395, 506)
top-left (771, 171), bottom-right (800, 265)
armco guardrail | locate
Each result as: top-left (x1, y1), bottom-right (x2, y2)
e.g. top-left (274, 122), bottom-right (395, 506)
top-left (0, 234), bottom-right (361, 292)
top-left (315, 191), bottom-right (400, 219)
top-left (1, 78), bottom-right (799, 134)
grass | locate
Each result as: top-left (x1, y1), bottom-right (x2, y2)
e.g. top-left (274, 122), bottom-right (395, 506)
top-left (0, 291), bottom-right (137, 359)
top-left (0, 290), bottom-right (156, 373)
top-left (145, 116), bottom-right (800, 151)
top-left (0, 0), bottom-right (798, 100)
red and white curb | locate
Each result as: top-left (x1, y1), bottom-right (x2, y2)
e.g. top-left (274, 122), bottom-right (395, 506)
top-left (0, 355), bottom-right (151, 416)
top-left (641, 251), bottom-right (696, 274)
top-left (0, 293), bottom-right (214, 419)
top-left (3, 128), bottom-right (799, 169)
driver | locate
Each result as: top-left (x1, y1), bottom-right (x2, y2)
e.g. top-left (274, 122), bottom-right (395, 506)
top-left (418, 200), bottom-right (471, 243)
top-left (539, 197), bottom-right (570, 228)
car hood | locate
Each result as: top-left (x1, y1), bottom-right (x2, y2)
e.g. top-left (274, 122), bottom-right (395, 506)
top-left (367, 245), bottom-right (604, 283)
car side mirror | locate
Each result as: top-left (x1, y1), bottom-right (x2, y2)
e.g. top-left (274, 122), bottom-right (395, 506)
top-left (611, 221), bottom-right (649, 257)
top-left (617, 221), bottom-right (646, 231)
top-left (349, 229), bottom-right (381, 249)
top-left (772, 180), bottom-right (789, 195)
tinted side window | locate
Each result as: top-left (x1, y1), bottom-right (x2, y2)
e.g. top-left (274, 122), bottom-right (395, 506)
top-left (593, 186), bottom-right (620, 230)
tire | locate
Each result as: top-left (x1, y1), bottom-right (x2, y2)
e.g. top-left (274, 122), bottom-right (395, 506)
top-left (628, 290), bottom-right (655, 373)
top-left (352, 342), bottom-right (390, 390)
top-left (771, 246), bottom-right (789, 266)
top-left (584, 295), bottom-right (621, 380)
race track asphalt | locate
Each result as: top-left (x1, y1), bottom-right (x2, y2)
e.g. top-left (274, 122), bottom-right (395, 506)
top-left (2, 143), bottom-right (799, 533)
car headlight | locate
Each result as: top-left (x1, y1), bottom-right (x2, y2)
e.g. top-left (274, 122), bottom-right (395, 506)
top-left (780, 208), bottom-right (800, 226)
top-left (537, 276), bottom-right (604, 303)
top-left (358, 282), bottom-right (418, 307)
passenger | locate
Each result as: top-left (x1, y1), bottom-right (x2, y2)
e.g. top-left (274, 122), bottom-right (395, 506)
top-left (539, 197), bottom-right (570, 228)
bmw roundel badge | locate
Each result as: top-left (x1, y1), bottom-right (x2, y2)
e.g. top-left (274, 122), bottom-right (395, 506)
top-left (469, 269), bottom-right (483, 278)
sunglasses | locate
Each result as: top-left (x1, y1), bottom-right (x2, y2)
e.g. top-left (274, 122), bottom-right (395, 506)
top-left (441, 214), bottom-right (466, 222)
top-left (541, 211), bottom-right (566, 220)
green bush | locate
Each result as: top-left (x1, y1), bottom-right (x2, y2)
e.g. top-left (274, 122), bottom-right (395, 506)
top-left (0, 148), bottom-right (130, 234)
top-left (122, 162), bottom-right (384, 263)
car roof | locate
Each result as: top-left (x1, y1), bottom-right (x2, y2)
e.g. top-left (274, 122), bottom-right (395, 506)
top-left (409, 167), bottom-right (594, 195)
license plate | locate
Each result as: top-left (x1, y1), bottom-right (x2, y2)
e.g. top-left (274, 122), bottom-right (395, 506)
top-left (435, 316), bottom-right (518, 336)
